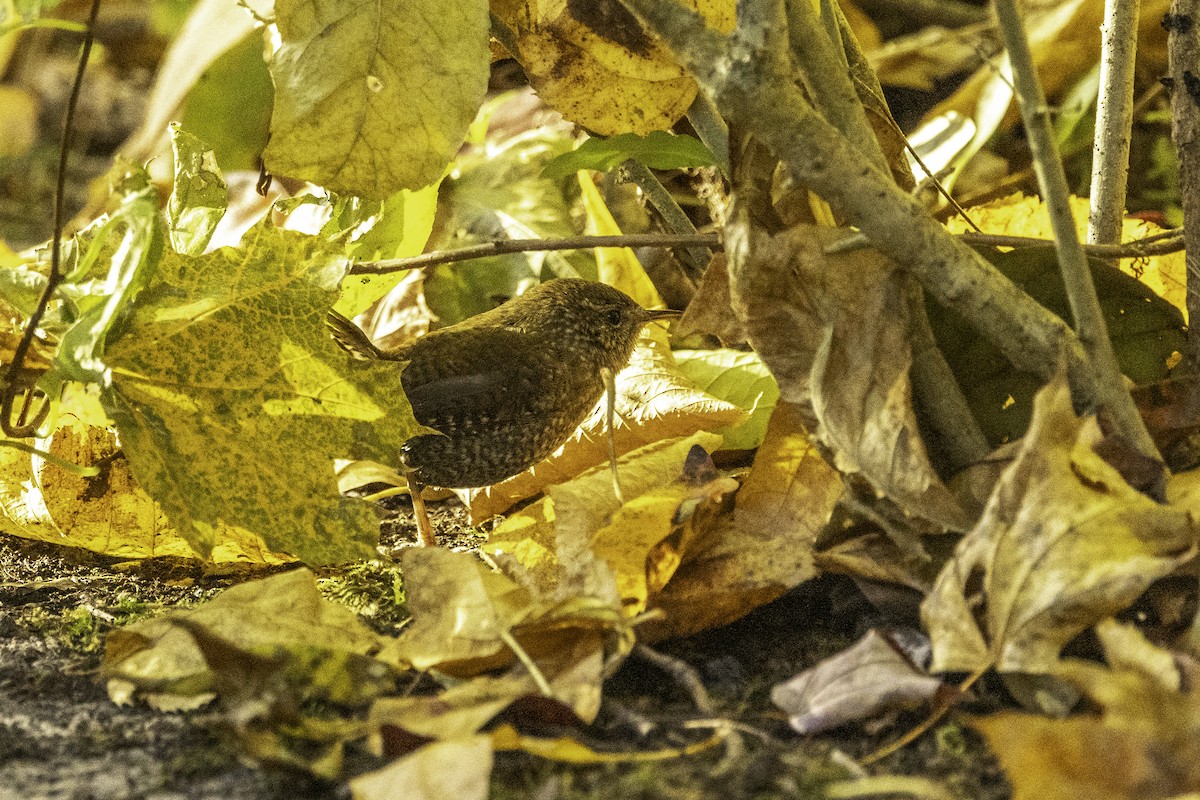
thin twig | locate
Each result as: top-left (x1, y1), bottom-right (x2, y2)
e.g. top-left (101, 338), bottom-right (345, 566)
top-left (632, 643), bottom-right (714, 715)
top-left (1165, 5), bottom-right (1200, 364)
top-left (1087, 0), bottom-right (1140, 247)
top-left (959, 227), bottom-right (1185, 257)
top-left (616, 160), bottom-right (712, 275)
top-left (995, 0), bottom-right (1163, 477)
top-left (861, 665), bottom-right (986, 765)
top-left (1, 0), bottom-right (102, 438)
top-left (348, 232), bottom-right (721, 275)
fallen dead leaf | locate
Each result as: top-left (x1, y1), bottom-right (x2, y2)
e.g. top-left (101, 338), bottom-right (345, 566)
top-left (727, 220), bottom-right (966, 532)
top-left (975, 622), bottom-right (1200, 800)
top-left (772, 629), bottom-right (945, 735)
top-left (103, 569), bottom-right (387, 706)
top-left (923, 375), bottom-right (1197, 675)
top-left (350, 735), bottom-right (493, 800)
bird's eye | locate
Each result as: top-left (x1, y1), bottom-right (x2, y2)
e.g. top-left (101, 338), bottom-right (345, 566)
top-left (603, 308), bottom-right (624, 326)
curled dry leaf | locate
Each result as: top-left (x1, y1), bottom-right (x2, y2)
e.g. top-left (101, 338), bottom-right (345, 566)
top-left (771, 629), bottom-right (945, 735)
top-left (383, 547), bottom-right (633, 680)
top-left (727, 221), bottom-right (965, 532)
top-left (923, 376), bottom-right (1197, 675)
top-left (102, 569), bottom-right (387, 706)
top-left (485, 432), bottom-right (722, 603)
top-left (641, 402), bottom-right (839, 640)
top-left (369, 633), bottom-right (602, 759)
top-left (975, 623), bottom-right (1199, 800)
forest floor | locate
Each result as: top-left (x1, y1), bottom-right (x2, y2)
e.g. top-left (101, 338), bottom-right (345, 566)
top-left (0, 499), bottom-right (1011, 800)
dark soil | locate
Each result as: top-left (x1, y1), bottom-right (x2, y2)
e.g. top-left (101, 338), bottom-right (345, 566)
top-left (0, 499), bottom-right (1012, 800)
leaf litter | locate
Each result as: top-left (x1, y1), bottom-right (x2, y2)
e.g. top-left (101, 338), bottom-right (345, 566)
top-left (3, 7), bottom-right (1199, 799)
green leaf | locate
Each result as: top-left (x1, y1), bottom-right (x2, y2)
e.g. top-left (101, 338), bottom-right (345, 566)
top-left (929, 246), bottom-right (1188, 445)
top-left (53, 175), bottom-right (163, 384)
top-left (334, 181), bottom-right (440, 318)
top-left (424, 127), bottom-right (591, 325)
top-left (101, 221), bottom-right (424, 564)
top-left (262, 0), bottom-right (490, 198)
top-left (542, 132), bottom-right (716, 181)
top-left (178, 31), bottom-right (274, 174)
top-left (167, 124), bottom-right (228, 256)
top-left (0, 0), bottom-right (66, 34)
top-left (674, 349), bottom-right (779, 450)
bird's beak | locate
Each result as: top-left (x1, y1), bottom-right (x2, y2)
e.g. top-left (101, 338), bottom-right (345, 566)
top-left (645, 308), bottom-right (683, 323)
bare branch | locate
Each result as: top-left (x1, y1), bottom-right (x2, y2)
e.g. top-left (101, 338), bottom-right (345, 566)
top-left (348, 233), bottom-right (721, 275)
top-left (995, 0), bottom-right (1162, 473)
top-left (1165, 5), bottom-right (1200, 364)
top-left (1088, 0), bottom-right (1140, 247)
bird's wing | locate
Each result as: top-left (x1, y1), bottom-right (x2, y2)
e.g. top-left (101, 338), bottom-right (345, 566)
top-left (400, 327), bottom-right (566, 423)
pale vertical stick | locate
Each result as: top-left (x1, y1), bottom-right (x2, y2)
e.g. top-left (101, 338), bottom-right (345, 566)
top-left (1087, 0), bottom-right (1140, 247)
top-left (994, 0), bottom-right (1163, 476)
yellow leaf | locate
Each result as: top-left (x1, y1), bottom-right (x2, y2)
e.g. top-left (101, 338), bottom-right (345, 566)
top-left (923, 375), bottom-right (1197, 674)
top-left (976, 629), bottom-right (1200, 800)
top-left (494, 0), bottom-right (734, 135)
top-left (38, 426), bottom-right (287, 563)
top-left (486, 432), bottom-right (722, 603)
top-left (640, 403), bottom-right (832, 640)
top-left (946, 193), bottom-right (1187, 318)
top-left (102, 569), bottom-right (386, 702)
top-left (350, 736), bottom-right (493, 800)
top-left (0, 85), bottom-right (36, 158)
top-left (491, 723), bottom-right (722, 763)
top-left (264, 0), bottom-right (489, 197)
top-left (383, 547), bottom-right (633, 680)
top-left (735, 402), bottom-right (841, 542)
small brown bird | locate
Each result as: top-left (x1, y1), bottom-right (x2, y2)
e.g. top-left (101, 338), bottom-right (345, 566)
top-left (328, 278), bottom-right (678, 545)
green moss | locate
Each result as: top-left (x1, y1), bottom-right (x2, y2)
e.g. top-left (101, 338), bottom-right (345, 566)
top-left (317, 561), bottom-right (409, 633)
top-left (935, 723), bottom-right (969, 760)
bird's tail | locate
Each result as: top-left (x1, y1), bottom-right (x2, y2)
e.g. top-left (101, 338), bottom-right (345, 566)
top-left (325, 310), bottom-right (392, 361)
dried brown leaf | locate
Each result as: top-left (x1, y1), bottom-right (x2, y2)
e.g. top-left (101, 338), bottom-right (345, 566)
top-left (923, 376), bottom-right (1197, 674)
top-left (728, 221), bottom-right (965, 531)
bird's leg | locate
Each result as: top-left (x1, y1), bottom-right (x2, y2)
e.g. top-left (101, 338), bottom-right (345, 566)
top-left (601, 367), bottom-right (625, 504)
top-left (407, 476), bottom-right (438, 546)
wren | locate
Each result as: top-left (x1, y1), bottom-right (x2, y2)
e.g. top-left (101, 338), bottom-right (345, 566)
top-left (328, 278), bottom-right (678, 544)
